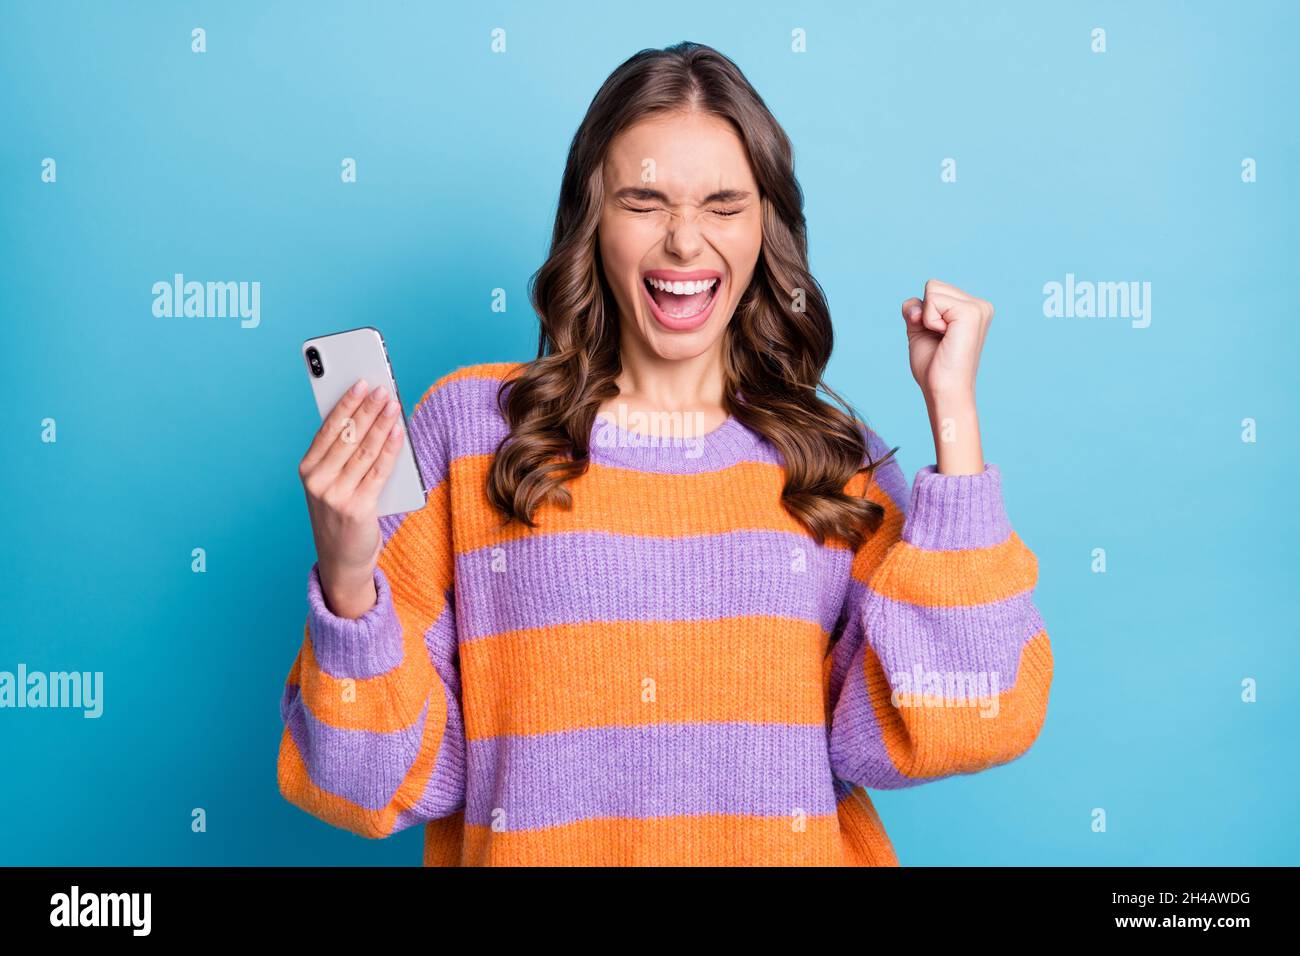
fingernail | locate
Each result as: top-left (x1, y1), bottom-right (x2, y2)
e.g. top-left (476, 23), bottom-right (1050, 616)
top-left (390, 422), bottom-right (403, 439)
top-left (384, 400), bottom-right (399, 418)
top-left (351, 379), bottom-right (367, 395)
top-left (371, 385), bottom-right (389, 402)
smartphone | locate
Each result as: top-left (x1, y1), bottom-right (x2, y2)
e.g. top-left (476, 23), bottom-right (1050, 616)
top-left (301, 326), bottom-right (428, 517)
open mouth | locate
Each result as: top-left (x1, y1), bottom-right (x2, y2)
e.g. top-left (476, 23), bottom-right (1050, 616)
top-left (641, 272), bottom-right (721, 330)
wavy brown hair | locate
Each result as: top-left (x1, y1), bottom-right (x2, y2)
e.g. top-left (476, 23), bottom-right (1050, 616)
top-left (487, 41), bottom-right (897, 549)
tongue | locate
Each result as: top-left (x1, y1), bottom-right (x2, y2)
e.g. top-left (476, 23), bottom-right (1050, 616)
top-left (650, 283), bottom-right (711, 318)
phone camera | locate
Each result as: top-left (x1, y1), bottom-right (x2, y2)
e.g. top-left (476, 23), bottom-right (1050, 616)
top-left (305, 347), bottom-right (324, 379)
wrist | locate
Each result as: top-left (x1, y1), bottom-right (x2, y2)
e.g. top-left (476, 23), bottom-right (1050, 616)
top-left (923, 385), bottom-right (977, 415)
top-left (923, 393), bottom-right (984, 476)
top-left (318, 563), bottom-right (379, 619)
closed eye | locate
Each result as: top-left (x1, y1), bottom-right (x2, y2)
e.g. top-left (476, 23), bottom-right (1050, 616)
top-left (623, 204), bottom-right (743, 216)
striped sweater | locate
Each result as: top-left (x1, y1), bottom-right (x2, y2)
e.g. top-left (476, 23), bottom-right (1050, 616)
top-left (277, 362), bottom-right (1054, 866)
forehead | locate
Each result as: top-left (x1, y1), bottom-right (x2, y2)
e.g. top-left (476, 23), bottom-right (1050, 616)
top-left (603, 111), bottom-right (757, 197)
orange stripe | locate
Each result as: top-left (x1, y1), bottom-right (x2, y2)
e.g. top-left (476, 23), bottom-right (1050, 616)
top-left (861, 532), bottom-right (1038, 606)
top-left (836, 786), bottom-right (900, 866)
top-left (379, 475), bottom-right (454, 623)
top-left (293, 609), bottom-right (444, 733)
top-left (460, 813), bottom-right (846, 866)
top-left (867, 629), bottom-right (1054, 780)
top-left (459, 617), bottom-right (829, 739)
top-left (423, 813), bottom-right (466, 866)
top-left (449, 455), bottom-right (848, 552)
top-left (849, 481), bottom-right (906, 582)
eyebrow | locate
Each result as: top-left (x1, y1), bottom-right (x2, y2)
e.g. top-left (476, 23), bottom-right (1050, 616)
top-left (611, 186), bottom-right (753, 205)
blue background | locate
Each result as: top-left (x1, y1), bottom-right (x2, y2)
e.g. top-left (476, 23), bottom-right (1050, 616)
top-left (2, 0), bottom-right (1296, 865)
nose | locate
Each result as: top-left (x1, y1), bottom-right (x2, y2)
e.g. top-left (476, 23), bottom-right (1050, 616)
top-left (663, 208), bottom-right (706, 261)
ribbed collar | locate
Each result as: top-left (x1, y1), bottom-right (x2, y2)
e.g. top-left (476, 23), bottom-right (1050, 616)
top-left (587, 412), bottom-right (761, 474)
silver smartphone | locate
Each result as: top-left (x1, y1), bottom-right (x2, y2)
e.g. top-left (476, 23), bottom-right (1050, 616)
top-left (301, 326), bottom-right (428, 517)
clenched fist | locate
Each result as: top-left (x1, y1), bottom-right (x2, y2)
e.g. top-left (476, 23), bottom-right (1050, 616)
top-left (901, 279), bottom-right (992, 475)
top-left (901, 278), bottom-right (993, 404)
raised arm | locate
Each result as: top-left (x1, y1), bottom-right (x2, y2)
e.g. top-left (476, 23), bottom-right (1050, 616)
top-left (828, 448), bottom-right (1053, 789)
top-left (277, 380), bottom-right (465, 837)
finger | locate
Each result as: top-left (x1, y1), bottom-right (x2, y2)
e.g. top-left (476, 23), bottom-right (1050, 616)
top-left (301, 378), bottom-right (369, 475)
top-left (927, 291), bottom-right (987, 357)
top-left (354, 418), bottom-right (407, 507)
top-left (902, 296), bottom-right (933, 343)
top-left (316, 384), bottom-right (391, 484)
top-left (923, 278), bottom-right (976, 302)
top-left (334, 398), bottom-right (402, 496)
top-left (921, 291), bottom-right (954, 333)
top-left (923, 290), bottom-right (983, 334)
top-left (901, 297), bottom-right (924, 325)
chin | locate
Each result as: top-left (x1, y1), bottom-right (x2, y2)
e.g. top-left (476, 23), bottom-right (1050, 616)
top-left (646, 335), bottom-right (714, 362)
top-left (637, 311), bottom-right (730, 362)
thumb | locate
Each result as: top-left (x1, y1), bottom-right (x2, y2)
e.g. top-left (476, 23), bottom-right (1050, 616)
top-left (901, 297), bottom-right (924, 326)
top-left (902, 297), bottom-right (928, 341)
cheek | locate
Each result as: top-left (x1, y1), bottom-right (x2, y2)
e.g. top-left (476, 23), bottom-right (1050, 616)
top-left (596, 215), bottom-right (621, 263)
top-left (603, 221), bottom-right (662, 275)
top-left (708, 222), bottom-right (762, 289)
top-left (598, 233), bottom-right (638, 299)
top-left (738, 217), bottom-right (764, 261)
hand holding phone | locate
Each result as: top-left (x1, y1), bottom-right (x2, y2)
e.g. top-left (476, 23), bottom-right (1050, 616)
top-left (298, 327), bottom-right (427, 618)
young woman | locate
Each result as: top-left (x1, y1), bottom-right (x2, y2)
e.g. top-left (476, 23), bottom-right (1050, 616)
top-left (277, 42), bottom-right (1052, 866)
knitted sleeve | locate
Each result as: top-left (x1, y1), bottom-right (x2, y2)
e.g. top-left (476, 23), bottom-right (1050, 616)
top-left (827, 435), bottom-right (1053, 789)
top-left (276, 384), bottom-right (465, 838)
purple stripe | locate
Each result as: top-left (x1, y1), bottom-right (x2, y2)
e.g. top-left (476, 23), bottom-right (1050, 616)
top-left (590, 414), bottom-right (771, 474)
top-left (833, 776), bottom-right (862, 803)
top-left (454, 529), bottom-right (853, 640)
top-left (284, 682), bottom-right (465, 822)
top-left (828, 657), bottom-right (924, 790)
top-left (422, 373), bottom-right (797, 475)
top-left (827, 584), bottom-right (1045, 790)
top-left (826, 632), bottom-right (930, 790)
top-left (306, 564), bottom-right (404, 679)
top-left (288, 600), bottom-right (466, 822)
top-left (394, 600), bottom-right (467, 826)
top-left (828, 581), bottom-right (1043, 712)
top-left (421, 597), bottom-right (461, 698)
top-left (417, 373), bottom-right (509, 467)
top-left (902, 463), bottom-right (1012, 551)
top-left (827, 598), bottom-right (868, 709)
top-left (856, 580), bottom-right (1045, 689)
top-left (464, 722), bottom-right (838, 830)
top-left (825, 595), bottom-right (923, 790)
top-left (283, 683), bottom-right (428, 811)
top-left (393, 681), bottom-right (467, 829)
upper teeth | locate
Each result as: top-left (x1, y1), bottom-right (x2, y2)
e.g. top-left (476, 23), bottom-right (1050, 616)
top-left (647, 277), bottom-right (718, 294)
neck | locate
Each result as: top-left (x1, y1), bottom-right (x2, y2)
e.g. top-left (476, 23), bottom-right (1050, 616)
top-left (612, 330), bottom-right (727, 414)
